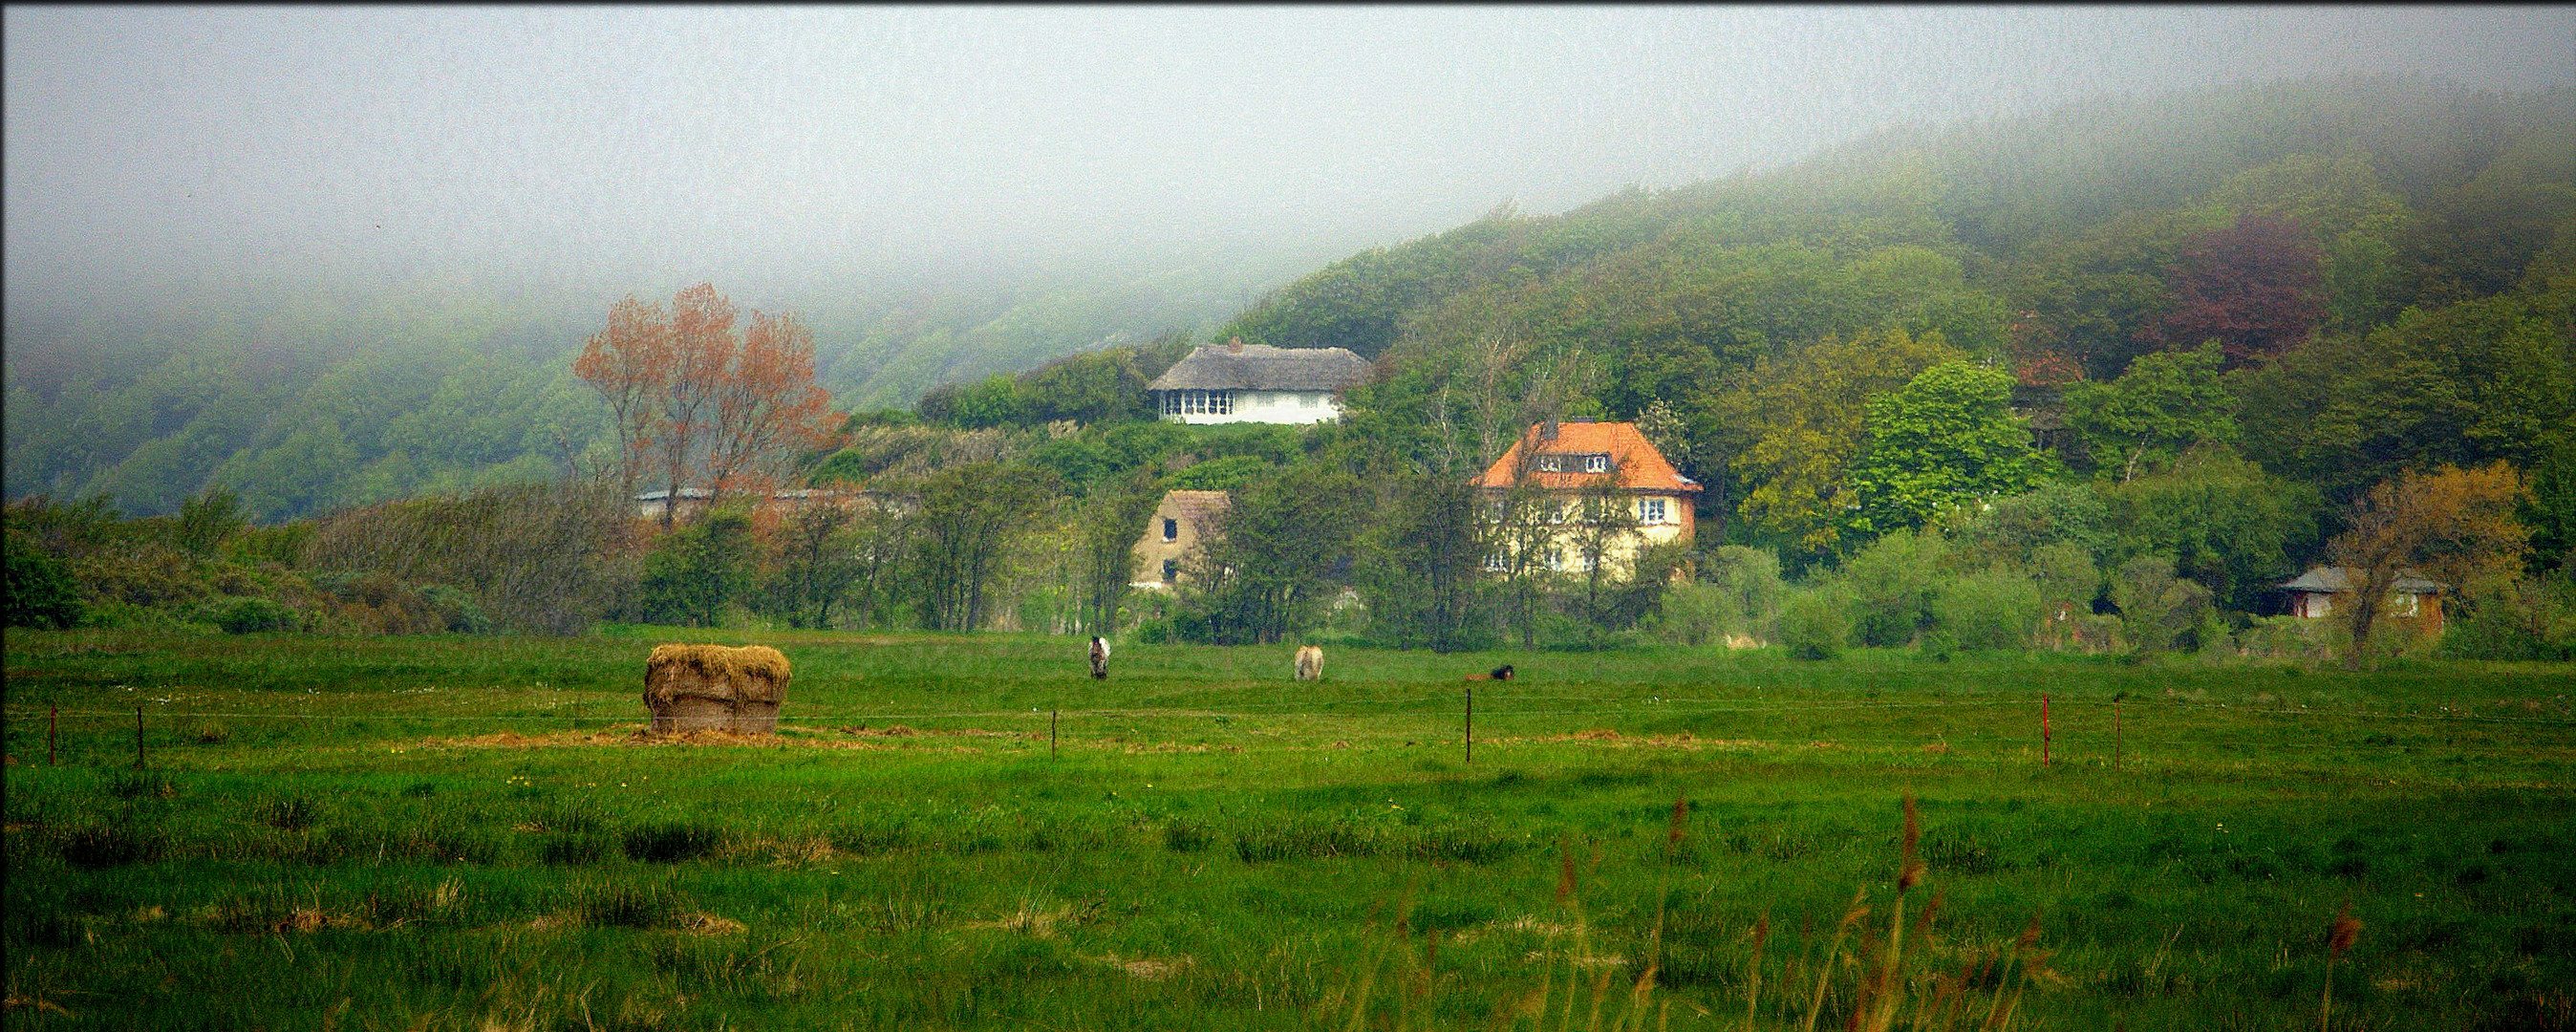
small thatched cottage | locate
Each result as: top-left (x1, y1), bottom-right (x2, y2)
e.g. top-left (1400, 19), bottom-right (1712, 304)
top-left (1147, 338), bottom-right (1369, 424)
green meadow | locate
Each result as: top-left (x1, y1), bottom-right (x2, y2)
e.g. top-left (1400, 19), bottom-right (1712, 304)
top-left (4, 629), bottom-right (2571, 1030)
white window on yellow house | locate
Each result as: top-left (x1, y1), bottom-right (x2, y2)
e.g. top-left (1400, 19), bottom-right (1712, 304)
top-left (1639, 497), bottom-right (1667, 524)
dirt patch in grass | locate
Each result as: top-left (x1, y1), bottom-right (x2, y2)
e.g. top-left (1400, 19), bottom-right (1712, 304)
top-left (1084, 954), bottom-right (1193, 980)
top-left (417, 725), bottom-right (1031, 751)
top-left (1486, 732), bottom-right (1769, 750)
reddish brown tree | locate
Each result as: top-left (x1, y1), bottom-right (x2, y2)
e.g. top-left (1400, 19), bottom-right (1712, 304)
top-left (2157, 213), bottom-right (2327, 366)
top-left (706, 309), bottom-right (835, 505)
top-left (573, 283), bottom-right (835, 526)
top-left (571, 295), bottom-right (673, 501)
top-left (2327, 462), bottom-right (2528, 664)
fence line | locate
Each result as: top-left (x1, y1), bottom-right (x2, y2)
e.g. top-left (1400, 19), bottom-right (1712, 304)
top-left (11, 697), bottom-right (2573, 728)
top-left (11, 699), bottom-right (2573, 725)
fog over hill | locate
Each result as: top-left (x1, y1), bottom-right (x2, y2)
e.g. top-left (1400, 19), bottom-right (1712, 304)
top-left (6, 8), bottom-right (2571, 517)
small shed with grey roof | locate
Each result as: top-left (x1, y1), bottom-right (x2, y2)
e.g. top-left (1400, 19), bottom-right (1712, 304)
top-left (2279, 565), bottom-right (2447, 634)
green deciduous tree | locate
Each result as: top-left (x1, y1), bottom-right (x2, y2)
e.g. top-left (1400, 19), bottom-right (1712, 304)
top-left (911, 462), bottom-right (1061, 632)
top-left (1188, 466), bottom-right (1367, 645)
top-left (2063, 342), bottom-right (2238, 481)
top-left (1719, 328), bottom-right (1964, 557)
top-left (1843, 361), bottom-right (2050, 540)
top-left (2097, 449), bottom-right (2321, 613)
top-left (1079, 472), bottom-right (1164, 636)
top-left (635, 510), bottom-right (757, 629)
top-left (1359, 471), bottom-right (1492, 652)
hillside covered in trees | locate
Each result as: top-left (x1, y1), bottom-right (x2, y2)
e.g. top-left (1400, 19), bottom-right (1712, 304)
top-left (10, 75), bottom-right (2574, 661)
top-left (2, 258), bottom-right (1300, 522)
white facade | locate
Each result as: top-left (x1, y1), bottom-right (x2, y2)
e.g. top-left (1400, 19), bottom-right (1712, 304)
top-left (1160, 389), bottom-right (1342, 425)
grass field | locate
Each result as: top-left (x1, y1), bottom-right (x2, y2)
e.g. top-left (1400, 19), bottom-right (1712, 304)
top-left (5, 628), bottom-right (2572, 1030)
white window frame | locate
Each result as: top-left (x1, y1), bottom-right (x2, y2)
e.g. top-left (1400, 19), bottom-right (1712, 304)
top-left (1640, 497), bottom-right (1668, 524)
top-left (1583, 454), bottom-right (1610, 473)
top-left (1535, 455), bottom-right (1563, 472)
top-left (1166, 390), bottom-right (1233, 416)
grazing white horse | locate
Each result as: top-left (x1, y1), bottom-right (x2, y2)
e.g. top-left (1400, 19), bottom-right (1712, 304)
top-left (1088, 636), bottom-right (1110, 679)
top-left (1294, 645), bottom-right (1323, 681)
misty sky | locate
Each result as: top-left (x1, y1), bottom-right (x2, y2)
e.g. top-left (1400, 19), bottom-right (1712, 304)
top-left (8, 6), bottom-right (2573, 312)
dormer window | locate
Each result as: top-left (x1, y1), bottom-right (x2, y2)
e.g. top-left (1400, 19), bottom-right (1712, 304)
top-left (1583, 454), bottom-right (1610, 473)
top-left (1535, 455), bottom-right (1563, 472)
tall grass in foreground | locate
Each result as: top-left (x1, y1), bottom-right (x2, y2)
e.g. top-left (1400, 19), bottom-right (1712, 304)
top-left (1320, 795), bottom-right (2053, 1031)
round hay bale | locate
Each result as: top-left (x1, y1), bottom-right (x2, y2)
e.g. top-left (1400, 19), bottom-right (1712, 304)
top-left (643, 644), bottom-right (791, 735)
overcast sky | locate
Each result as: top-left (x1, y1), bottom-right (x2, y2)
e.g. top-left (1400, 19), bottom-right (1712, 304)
top-left (7, 6), bottom-right (2572, 313)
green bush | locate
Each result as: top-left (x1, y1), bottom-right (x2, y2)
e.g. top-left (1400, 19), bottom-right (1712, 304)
top-left (191, 595), bottom-right (297, 634)
top-left (4, 531), bottom-right (85, 629)
top-left (419, 584), bottom-right (493, 634)
top-left (1842, 529), bottom-right (1948, 647)
top-left (1643, 581), bottom-right (1728, 646)
top-left (2233, 615), bottom-right (2340, 662)
top-left (1778, 584), bottom-right (1848, 660)
top-left (1702, 545), bottom-right (1786, 642)
top-left (2440, 577), bottom-right (2576, 661)
top-left (2113, 555), bottom-right (2215, 653)
top-left (1931, 565), bottom-right (2043, 651)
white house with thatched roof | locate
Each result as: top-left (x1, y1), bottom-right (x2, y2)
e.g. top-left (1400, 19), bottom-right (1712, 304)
top-left (1147, 338), bottom-right (1369, 424)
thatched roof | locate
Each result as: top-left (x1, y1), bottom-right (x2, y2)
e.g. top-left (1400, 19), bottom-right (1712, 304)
top-left (1147, 342), bottom-right (1369, 392)
top-left (2277, 566), bottom-right (2446, 595)
top-left (1157, 489), bottom-right (1233, 525)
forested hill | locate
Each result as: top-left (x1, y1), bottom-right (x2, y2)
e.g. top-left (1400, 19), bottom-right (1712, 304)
top-left (3, 259), bottom-right (1299, 521)
top-left (1211, 75), bottom-right (2572, 554)
top-left (1226, 76), bottom-right (2571, 364)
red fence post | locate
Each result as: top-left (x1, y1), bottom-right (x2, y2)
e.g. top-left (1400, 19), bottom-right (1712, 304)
top-left (2040, 694), bottom-right (2051, 769)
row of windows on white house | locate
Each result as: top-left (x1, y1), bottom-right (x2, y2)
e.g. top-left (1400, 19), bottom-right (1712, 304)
top-left (1483, 497), bottom-right (1675, 524)
top-left (1159, 389), bottom-right (1329, 417)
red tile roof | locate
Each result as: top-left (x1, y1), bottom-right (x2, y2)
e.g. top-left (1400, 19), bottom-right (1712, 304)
top-left (1470, 421), bottom-right (1700, 493)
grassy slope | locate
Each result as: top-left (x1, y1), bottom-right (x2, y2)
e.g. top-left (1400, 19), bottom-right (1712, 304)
top-left (4, 630), bottom-right (2571, 1030)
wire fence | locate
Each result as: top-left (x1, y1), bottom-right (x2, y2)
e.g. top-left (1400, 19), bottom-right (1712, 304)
top-left (11, 695), bottom-right (2574, 725)
top-left (11, 688), bottom-right (2571, 773)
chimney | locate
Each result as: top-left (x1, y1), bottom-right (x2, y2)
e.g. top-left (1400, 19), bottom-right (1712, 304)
top-left (1540, 417), bottom-right (1560, 443)
top-left (1228, 336), bottom-right (1245, 354)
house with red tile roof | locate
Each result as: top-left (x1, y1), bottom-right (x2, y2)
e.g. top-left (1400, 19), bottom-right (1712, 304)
top-left (1470, 419), bottom-right (1700, 578)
